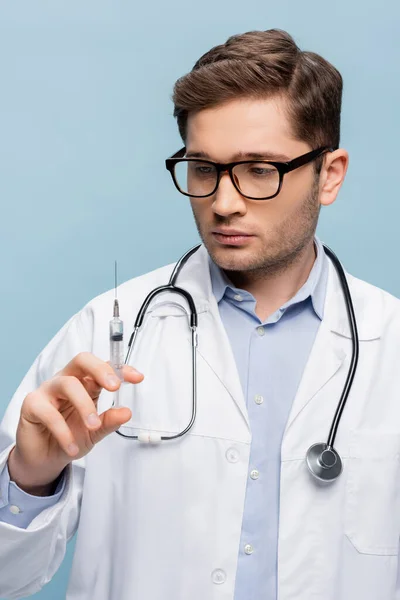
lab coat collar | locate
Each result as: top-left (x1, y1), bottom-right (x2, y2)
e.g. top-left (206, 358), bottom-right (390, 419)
top-left (168, 243), bottom-right (382, 342)
top-left (323, 258), bottom-right (382, 341)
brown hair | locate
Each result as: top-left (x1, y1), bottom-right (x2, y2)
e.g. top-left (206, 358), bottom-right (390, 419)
top-left (172, 29), bottom-right (342, 153)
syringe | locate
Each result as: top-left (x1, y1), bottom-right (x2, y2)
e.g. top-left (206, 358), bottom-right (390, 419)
top-left (110, 262), bottom-right (124, 406)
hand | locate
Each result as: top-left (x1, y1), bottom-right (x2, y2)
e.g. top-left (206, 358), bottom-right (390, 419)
top-left (8, 352), bottom-right (143, 493)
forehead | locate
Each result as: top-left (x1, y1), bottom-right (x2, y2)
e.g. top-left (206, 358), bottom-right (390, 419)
top-left (186, 97), bottom-right (300, 159)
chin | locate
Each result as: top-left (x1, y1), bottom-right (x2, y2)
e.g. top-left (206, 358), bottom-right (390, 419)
top-left (208, 244), bottom-right (254, 272)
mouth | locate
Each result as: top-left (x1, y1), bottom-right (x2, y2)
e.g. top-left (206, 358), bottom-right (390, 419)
top-left (211, 228), bottom-right (255, 247)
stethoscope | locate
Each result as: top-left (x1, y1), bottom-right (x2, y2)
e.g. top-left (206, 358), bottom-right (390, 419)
top-left (116, 244), bottom-right (359, 483)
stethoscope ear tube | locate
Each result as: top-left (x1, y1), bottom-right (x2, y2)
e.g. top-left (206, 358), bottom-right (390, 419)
top-left (306, 245), bottom-right (360, 482)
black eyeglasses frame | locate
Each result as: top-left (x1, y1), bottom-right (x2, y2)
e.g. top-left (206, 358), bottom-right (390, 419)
top-left (165, 146), bottom-right (334, 201)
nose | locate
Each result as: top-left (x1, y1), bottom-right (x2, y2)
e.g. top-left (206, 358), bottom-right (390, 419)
top-left (212, 170), bottom-right (247, 217)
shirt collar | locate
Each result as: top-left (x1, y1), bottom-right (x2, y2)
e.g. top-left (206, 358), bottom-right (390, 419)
top-left (208, 236), bottom-right (328, 321)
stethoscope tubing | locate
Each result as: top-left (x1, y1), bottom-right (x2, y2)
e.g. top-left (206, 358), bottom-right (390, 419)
top-left (115, 243), bottom-right (359, 484)
top-left (322, 245), bottom-right (360, 450)
top-left (115, 245), bottom-right (201, 441)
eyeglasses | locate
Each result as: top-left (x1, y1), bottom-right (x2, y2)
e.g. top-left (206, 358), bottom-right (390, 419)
top-left (165, 146), bottom-right (333, 201)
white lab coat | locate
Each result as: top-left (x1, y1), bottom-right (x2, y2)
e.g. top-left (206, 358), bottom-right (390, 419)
top-left (1, 244), bottom-right (400, 600)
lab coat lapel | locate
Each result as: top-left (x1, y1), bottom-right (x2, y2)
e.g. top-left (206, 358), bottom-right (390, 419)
top-left (285, 259), bottom-right (348, 431)
top-left (197, 299), bottom-right (250, 430)
top-left (285, 319), bottom-right (346, 431)
top-left (171, 244), bottom-right (250, 430)
top-left (284, 256), bottom-right (382, 431)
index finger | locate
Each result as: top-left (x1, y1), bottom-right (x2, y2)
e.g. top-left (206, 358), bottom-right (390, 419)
top-left (60, 352), bottom-right (143, 392)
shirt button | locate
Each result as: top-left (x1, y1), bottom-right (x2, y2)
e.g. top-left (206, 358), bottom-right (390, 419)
top-left (9, 505), bottom-right (21, 515)
top-left (244, 544), bottom-right (254, 555)
top-left (211, 569), bottom-right (226, 584)
top-left (254, 394), bottom-right (264, 405)
top-left (226, 447), bottom-right (239, 463)
top-left (250, 469), bottom-right (259, 480)
top-left (233, 294), bottom-right (243, 302)
top-left (256, 326), bottom-right (265, 336)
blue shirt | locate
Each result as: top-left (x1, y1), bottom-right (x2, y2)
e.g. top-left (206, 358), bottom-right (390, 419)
top-left (208, 237), bottom-right (328, 600)
top-left (0, 238), bottom-right (329, 600)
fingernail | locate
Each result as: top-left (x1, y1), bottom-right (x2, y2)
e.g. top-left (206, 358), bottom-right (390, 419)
top-left (68, 443), bottom-right (79, 456)
top-left (106, 374), bottom-right (120, 387)
top-left (87, 413), bottom-right (101, 427)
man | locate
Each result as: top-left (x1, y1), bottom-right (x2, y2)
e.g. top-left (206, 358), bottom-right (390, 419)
top-left (1, 28), bottom-right (399, 600)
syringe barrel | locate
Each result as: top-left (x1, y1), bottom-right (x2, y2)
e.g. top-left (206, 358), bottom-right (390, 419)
top-left (110, 317), bottom-right (124, 375)
top-left (110, 339), bottom-right (124, 368)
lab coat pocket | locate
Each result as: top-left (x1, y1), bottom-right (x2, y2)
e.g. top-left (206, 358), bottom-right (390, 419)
top-left (345, 431), bottom-right (400, 555)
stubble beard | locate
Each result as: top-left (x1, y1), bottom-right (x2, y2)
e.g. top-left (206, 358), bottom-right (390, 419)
top-left (192, 177), bottom-right (321, 280)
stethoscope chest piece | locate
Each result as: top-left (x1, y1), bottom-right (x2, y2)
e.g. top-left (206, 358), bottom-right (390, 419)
top-left (306, 442), bottom-right (343, 482)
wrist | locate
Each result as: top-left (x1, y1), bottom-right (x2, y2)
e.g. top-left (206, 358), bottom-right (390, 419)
top-left (7, 446), bottom-right (66, 496)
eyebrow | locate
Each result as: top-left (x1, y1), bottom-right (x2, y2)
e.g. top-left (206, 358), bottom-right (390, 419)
top-left (185, 150), bottom-right (291, 162)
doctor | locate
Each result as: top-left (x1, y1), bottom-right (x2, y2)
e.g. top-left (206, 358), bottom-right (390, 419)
top-left (1, 28), bottom-right (400, 600)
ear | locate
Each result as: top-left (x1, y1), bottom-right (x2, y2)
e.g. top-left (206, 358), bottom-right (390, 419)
top-left (319, 149), bottom-right (349, 207)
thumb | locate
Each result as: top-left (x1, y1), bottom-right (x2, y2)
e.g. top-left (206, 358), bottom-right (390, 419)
top-left (91, 406), bottom-right (132, 443)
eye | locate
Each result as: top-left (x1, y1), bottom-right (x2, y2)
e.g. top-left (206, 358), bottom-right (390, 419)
top-left (195, 165), bottom-right (213, 174)
top-left (249, 165), bottom-right (276, 176)
top-left (188, 162), bottom-right (216, 178)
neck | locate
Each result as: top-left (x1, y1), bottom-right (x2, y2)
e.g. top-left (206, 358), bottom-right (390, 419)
top-left (226, 240), bottom-right (317, 322)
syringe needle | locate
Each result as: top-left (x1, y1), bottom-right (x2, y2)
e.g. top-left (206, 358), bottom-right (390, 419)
top-left (114, 260), bottom-right (117, 299)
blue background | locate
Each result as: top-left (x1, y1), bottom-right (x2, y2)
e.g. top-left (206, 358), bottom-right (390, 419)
top-left (0, 1), bottom-right (398, 597)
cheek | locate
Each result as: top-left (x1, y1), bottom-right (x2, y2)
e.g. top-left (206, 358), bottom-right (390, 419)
top-left (249, 191), bottom-right (306, 234)
top-left (190, 199), bottom-right (211, 221)
top-left (250, 199), bottom-right (289, 226)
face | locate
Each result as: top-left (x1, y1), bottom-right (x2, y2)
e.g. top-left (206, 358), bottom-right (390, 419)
top-left (185, 97), bottom-right (329, 275)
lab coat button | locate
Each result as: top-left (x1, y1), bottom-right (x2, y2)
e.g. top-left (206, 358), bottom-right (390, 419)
top-left (244, 544), bottom-right (254, 555)
top-left (250, 469), bottom-right (259, 480)
top-left (254, 394), bottom-right (264, 405)
top-left (226, 447), bottom-right (239, 463)
top-left (256, 326), bottom-right (265, 336)
top-left (9, 505), bottom-right (21, 515)
top-left (211, 569), bottom-right (226, 584)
